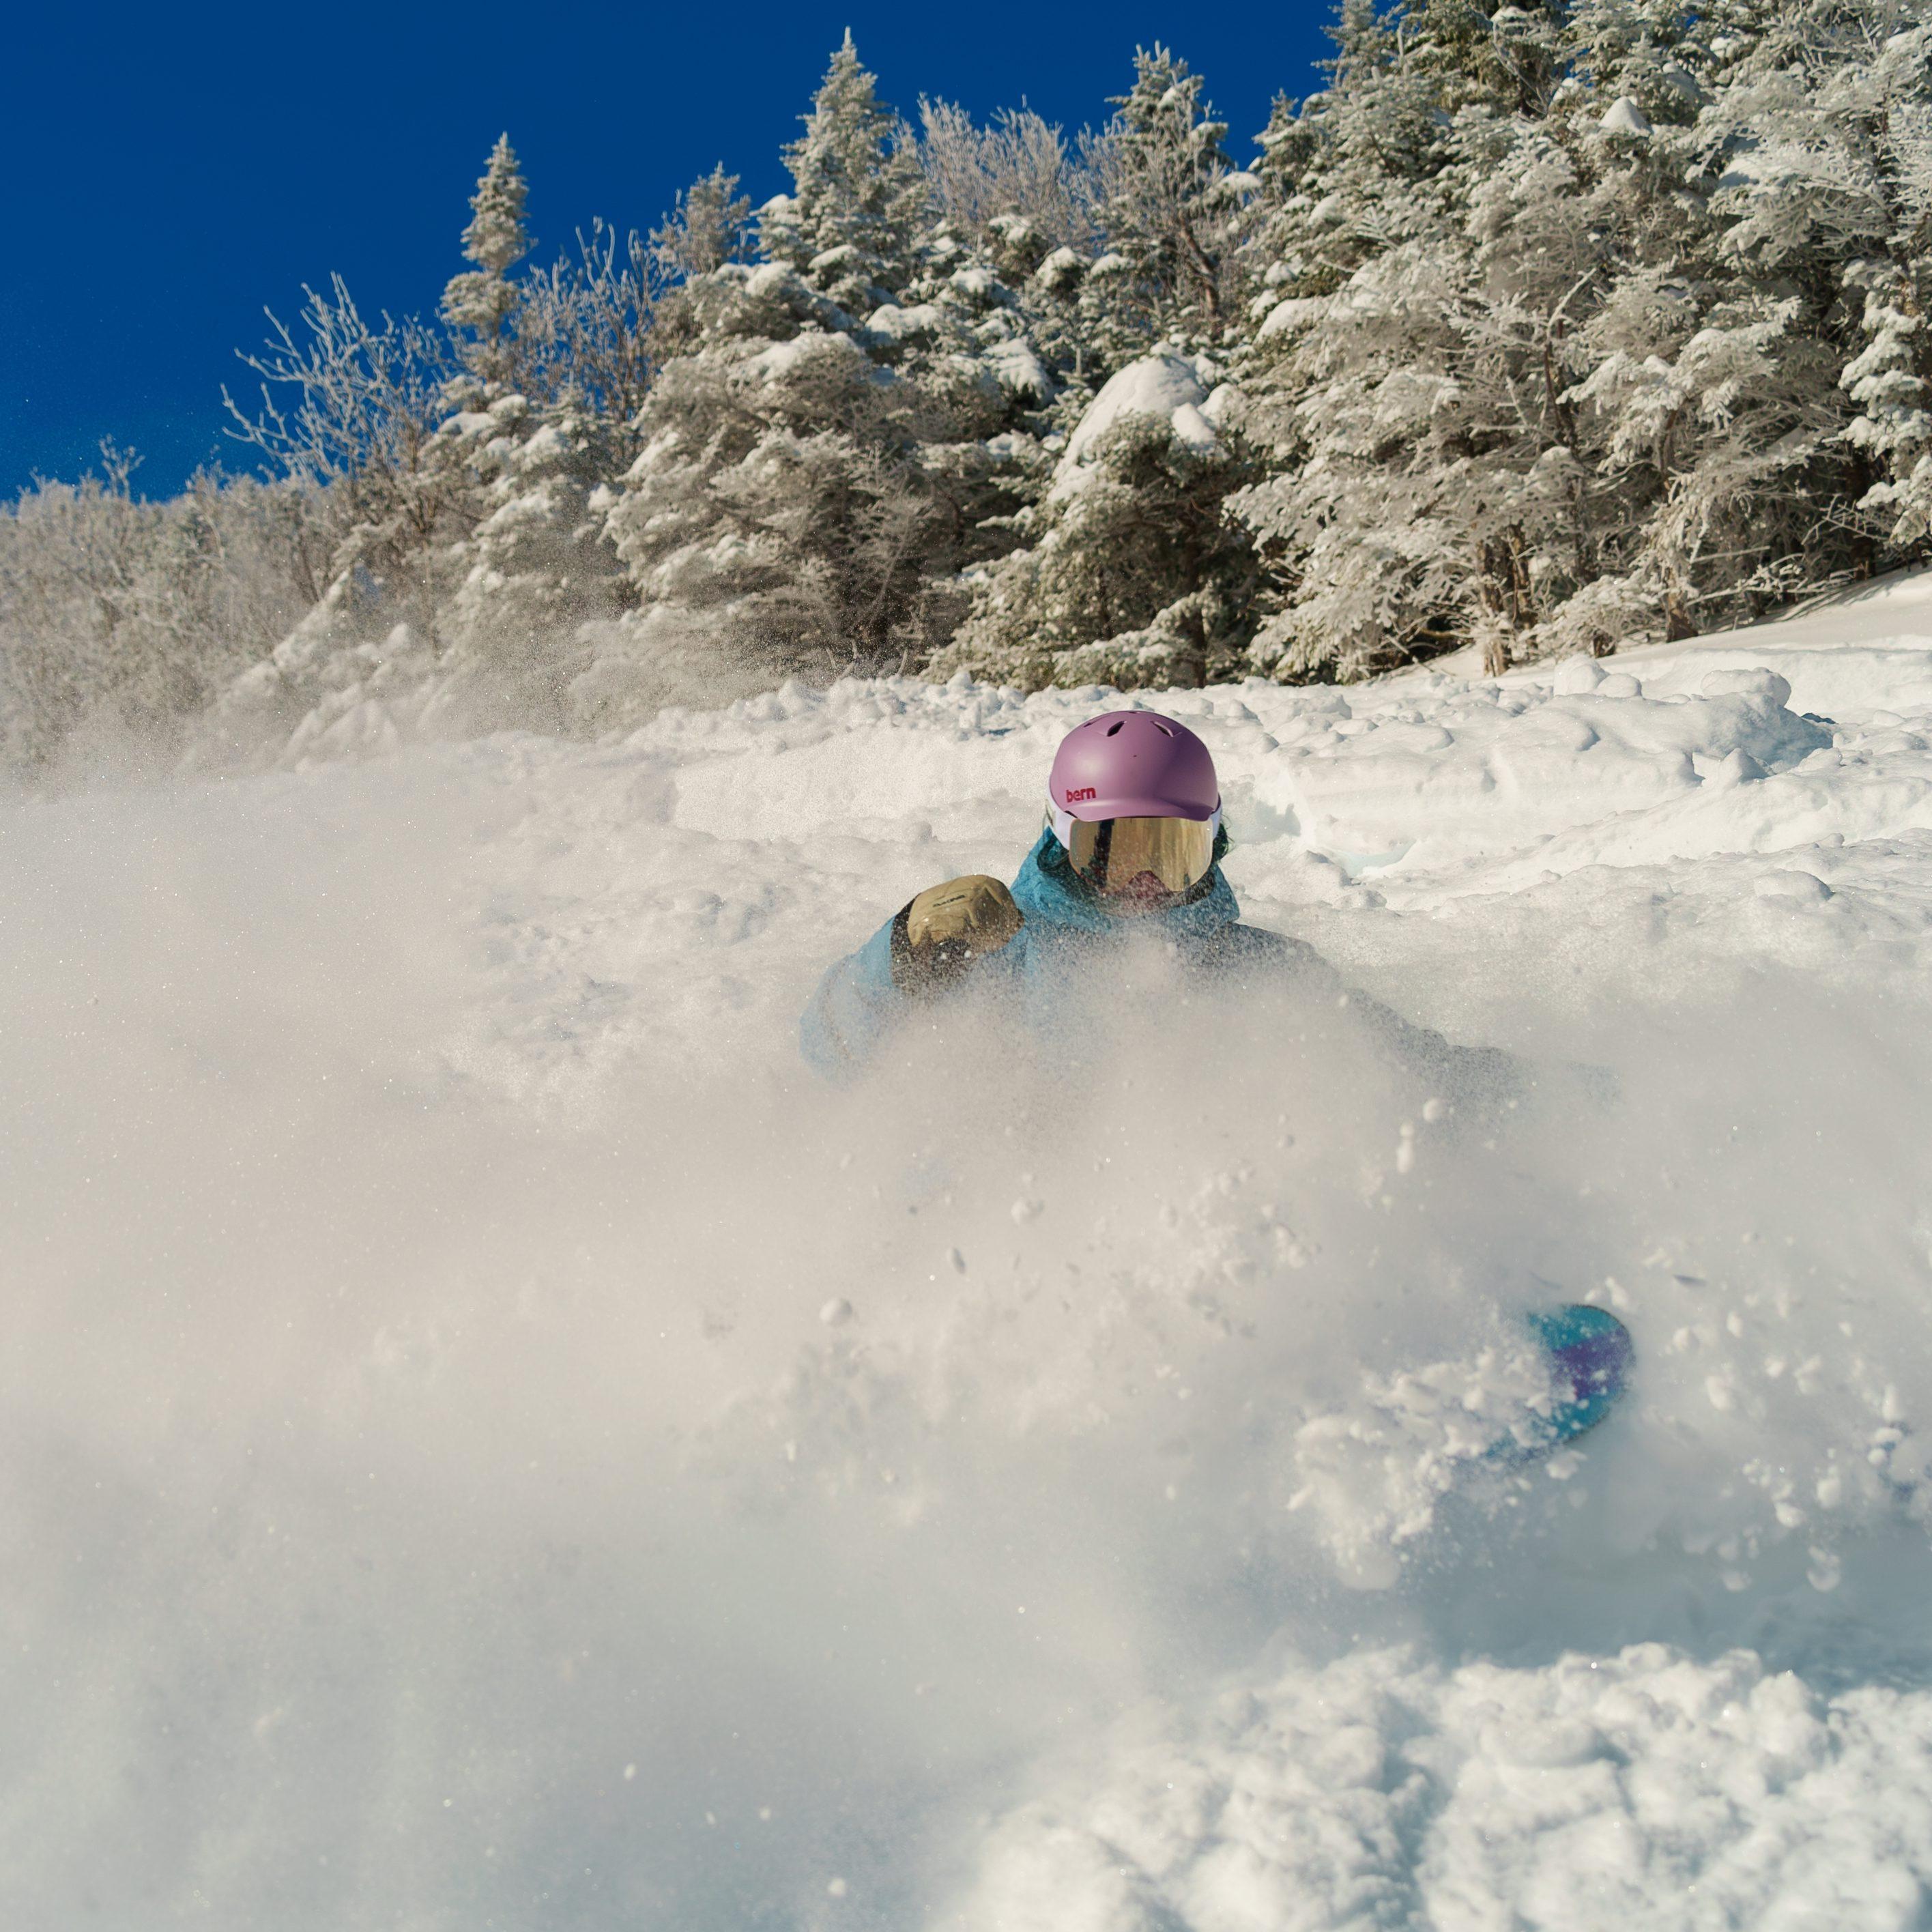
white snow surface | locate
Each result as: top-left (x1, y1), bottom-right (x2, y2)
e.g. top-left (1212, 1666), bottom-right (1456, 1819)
top-left (9, 575), bottom-right (1932, 1927)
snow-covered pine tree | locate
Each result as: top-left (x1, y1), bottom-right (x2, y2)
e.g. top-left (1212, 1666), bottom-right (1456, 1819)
top-left (1566, 0), bottom-right (1931, 636)
top-left (1523, 0), bottom-right (1828, 646)
top-left (1387, 0), bottom-right (1703, 667)
top-left (762, 32), bottom-right (931, 313)
top-left (934, 50), bottom-right (1263, 691)
top-left (1234, 0), bottom-right (1932, 682)
top-left (932, 348), bottom-right (1258, 689)
top-left (1813, 10), bottom-right (1932, 558)
top-left (431, 388), bottom-right (629, 721)
top-left (1083, 47), bottom-right (1250, 356)
top-left (604, 38), bottom-right (1053, 682)
top-left (916, 98), bottom-right (1112, 412)
top-left (441, 134), bottom-right (533, 382)
top-left (294, 132), bottom-right (545, 632)
top-left (1845, 255), bottom-right (1932, 553)
top-left (428, 139), bottom-right (637, 726)
top-left (1216, 0), bottom-right (1488, 678)
top-left (650, 166), bottom-right (755, 282)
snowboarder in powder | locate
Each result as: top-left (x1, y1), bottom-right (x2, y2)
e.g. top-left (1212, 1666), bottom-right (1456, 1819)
top-left (801, 708), bottom-right (1514, 1101)
top-left (799, 708), bottom-right (1632, 1446)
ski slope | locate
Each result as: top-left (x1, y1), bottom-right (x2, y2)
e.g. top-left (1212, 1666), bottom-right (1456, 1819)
top-left (7, 573), bottom-right (1932, 1929)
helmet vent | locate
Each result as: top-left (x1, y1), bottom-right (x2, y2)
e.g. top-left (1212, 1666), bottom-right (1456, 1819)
top-left (1106, 720), bottom-right (1125, 736)
top-left (1153, 722), bottom-right (1173, 736)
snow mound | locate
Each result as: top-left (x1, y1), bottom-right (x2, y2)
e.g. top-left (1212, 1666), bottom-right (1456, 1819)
top-left (1243, 659), bottom-right (1834, 881)
top-left (954, 1645), bottom-right (1932, 1932)
top-left (1051, 352), bottom-right (1222, 498)
top-left (1600, 94), bottom-right (1655, 136)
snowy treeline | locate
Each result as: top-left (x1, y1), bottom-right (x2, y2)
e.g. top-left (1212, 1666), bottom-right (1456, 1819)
top-left (5, 5), bottom-right (1930, 770)
top-left (0, 454), bottom-right (331, 770)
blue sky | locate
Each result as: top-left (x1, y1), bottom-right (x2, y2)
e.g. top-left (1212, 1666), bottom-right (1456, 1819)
top-left (7, 2), bottom-right (1333, 500)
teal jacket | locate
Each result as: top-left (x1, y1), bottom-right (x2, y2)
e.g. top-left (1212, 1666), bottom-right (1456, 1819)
top-left (800, 831), bottom-right (1519, 1107)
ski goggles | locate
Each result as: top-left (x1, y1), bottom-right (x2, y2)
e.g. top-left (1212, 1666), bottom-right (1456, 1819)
top-left (1046, 806), bottom-right (1222, 895)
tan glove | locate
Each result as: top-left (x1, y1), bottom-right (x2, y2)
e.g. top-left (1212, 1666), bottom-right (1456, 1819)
top-left (891, 875), bottom-right (1024, 992)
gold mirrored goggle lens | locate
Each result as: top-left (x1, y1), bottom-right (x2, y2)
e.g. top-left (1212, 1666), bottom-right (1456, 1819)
top-left (1064, 815), bottom-right (1215, 893)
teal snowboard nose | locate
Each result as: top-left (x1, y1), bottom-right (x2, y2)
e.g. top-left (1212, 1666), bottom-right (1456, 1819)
top-left (1525, 1305), bottom-right (1634, 1446)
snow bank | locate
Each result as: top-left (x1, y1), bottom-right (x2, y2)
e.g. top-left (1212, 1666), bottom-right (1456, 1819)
top-left (7, 574), bottom-right (1932, 1926)
top-left (955, 1645), bottom-right (1932, 1932)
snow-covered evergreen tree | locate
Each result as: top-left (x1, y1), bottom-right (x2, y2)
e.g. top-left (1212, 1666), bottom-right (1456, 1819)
top-left (1788, 8), bottom-right (1932, 553)
top-left (1230, 0), bottom-right (1932, 680)
top-left (1190, 3), bottom-right (1458, 676)
top-left (1085, 48), bottom-right (1250, 354)
top-left (388, 136), bottom-right (641, 730)
top-left (650, 166), bottom-right (755, 282)
top-left (934, 49), bottom-right (1265, 691)
top-left (1570, 0), bottom-right (1931, 633)
top-left (435, 392), bottom-right (626, 686)
top-left (441, 134), bottom-right (533, 381)
top-left (934, 351), bottom-right (1258, 689)
top-left (604, 38), bottom-right (1054, 676)
top-left (761, 32), bottom-right (931, 311)
top-left (1845, 255), bottom-right (1932, 551)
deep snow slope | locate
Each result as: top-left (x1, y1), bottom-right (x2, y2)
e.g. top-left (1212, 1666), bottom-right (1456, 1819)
top-left (8, 575), bottom-right (1932, 1930)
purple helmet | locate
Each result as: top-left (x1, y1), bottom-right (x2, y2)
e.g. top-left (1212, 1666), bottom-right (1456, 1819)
top-left (1047, 710), bottom-right (1220, 824)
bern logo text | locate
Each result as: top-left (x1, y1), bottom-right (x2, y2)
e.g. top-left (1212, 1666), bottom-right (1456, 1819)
top-left (1064, 786), bottom-right (1097, 804)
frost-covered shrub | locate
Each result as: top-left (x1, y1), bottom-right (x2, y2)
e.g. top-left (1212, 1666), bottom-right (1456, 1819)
top-left (187, 134), bottom-right (659, 770)
top-left (917, 100), bottom-right (1097, 254)
top-left (0, 457), bottom-right (326, 771)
